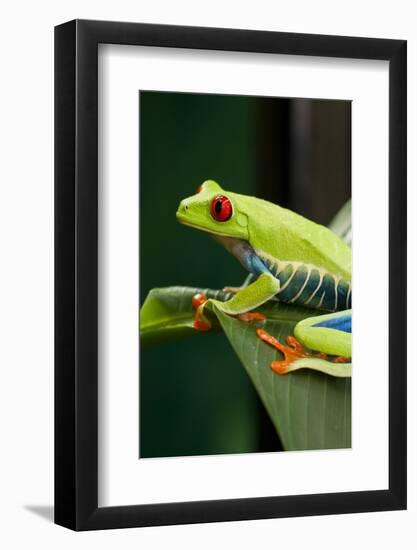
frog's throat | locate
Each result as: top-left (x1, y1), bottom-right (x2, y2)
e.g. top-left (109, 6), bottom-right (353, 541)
top-left (212, 235), bottom-right (270, 277)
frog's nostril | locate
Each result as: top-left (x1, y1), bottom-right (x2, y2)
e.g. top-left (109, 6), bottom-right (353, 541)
top-left (176, 201), bottom-right (188, 220)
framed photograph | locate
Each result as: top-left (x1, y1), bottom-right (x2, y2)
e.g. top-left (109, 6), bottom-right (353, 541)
top-left (55, 19), bottom-right (406, 530)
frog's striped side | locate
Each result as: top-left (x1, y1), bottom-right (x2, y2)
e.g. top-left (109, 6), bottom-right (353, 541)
top-left (256, 250), bottom-right (352, 313)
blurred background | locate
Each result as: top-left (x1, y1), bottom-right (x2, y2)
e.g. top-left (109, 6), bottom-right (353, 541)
top-left (140, 91), bottom-right (351, 458)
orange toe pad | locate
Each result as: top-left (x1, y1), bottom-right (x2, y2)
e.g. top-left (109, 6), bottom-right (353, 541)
top-left (235, 312), bottom-right (266, 323)
top-left (256, 329), bottom-right (329, 375)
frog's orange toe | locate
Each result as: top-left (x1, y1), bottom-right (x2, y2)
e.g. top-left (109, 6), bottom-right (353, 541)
top-left (286, 335), bottom-right (305, 353)
top-left (193, 317), bottom-right (211, 332)
top-left (256, 328), bottom-right (328, 375)
top-left (270, 361), bottom-right (289, 375)
top-left (333, 355), bottom-right (351, 363)
top-left (192, 293), bottom-right (208, 310)
top-left (235, 312), bottom-right (266, 323)
top-left (192, 293), bottom-right (211, 332)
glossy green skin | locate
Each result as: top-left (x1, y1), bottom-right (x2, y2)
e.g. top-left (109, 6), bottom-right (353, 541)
top-left (177, 180), bottom-right (352, 376)
top-left (177, 180), bottom-right (351, 279)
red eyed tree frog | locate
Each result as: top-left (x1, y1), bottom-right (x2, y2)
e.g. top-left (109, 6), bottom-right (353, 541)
top-left (176, 180), bottom-right (352, 378)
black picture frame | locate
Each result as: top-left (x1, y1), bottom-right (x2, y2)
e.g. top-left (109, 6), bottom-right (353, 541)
top-left (55, 19), bottom-right (407, 531)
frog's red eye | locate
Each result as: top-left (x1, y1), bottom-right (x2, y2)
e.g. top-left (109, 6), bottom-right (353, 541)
top-left (210, 195), bottom-right (233, 222)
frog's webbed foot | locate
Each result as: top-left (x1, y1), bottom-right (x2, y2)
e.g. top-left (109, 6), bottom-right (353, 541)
top-left (235, 311), bottom-right (266, 323)
top-left (256, 329), bottom-right (324, 374)
top-left (191, 292), bottom-right (266, 332)
top-left (192, 274), bottom-right (278, 332)
top-left (192, 293), bottom-right (211, 331)
top-left (256, 328), bottom-right (351, 376)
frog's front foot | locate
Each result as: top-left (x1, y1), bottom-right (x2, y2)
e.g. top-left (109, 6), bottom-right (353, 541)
top-left (192, 293), bottom-right (211, 331)
top-left (235, 311), bottom-right (266, 323)
top-left (191, 292), bottom-right (267, 331)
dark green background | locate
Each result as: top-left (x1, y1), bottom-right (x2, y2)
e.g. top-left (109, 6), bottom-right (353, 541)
top-left (139, 91), bottom-right (351, 458)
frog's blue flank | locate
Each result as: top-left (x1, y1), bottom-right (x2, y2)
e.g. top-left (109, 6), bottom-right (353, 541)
top-left (256, 252), bottom-right (352, 312)
top-left (313, 313), bottom-right (352, 333)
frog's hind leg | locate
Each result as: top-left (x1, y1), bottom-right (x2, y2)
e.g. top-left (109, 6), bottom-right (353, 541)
top-left (256, 329), bottom-right (328, 375)
top-left (257, 310), bottom-right (352, 377)
top-left (294, 310), bottom-right (352, 358)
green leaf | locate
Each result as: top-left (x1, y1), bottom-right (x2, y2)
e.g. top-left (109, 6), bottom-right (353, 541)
top-left (140, 286), bottom-right (224, 346)
top-left (140, 287), bottom-right (351, 450)
top-left (212, 303), bottom-right (351, 450)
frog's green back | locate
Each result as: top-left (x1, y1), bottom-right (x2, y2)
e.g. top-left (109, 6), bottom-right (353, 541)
top-left (230, 192), bottom-right (351, 280)
top-left (177, 180), bottom-right (351, 281)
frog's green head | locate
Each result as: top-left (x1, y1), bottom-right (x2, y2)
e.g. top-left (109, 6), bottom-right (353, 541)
top-left (176, 180), bottom-right (249, 240)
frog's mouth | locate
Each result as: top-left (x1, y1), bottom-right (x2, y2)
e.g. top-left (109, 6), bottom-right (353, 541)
top-left (176, 211), bottom-right (237, 239)
top-left (176, 205), bottom-right (265, 273)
